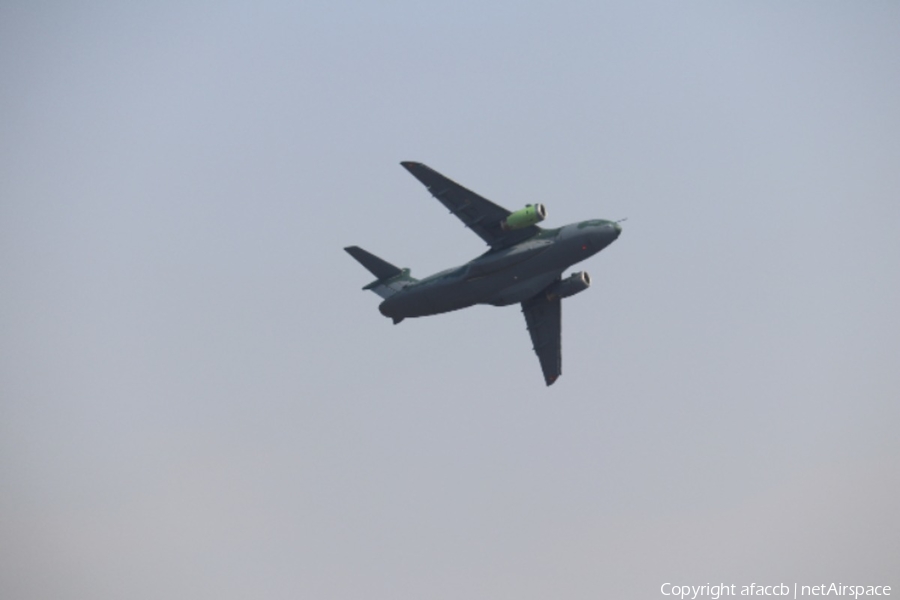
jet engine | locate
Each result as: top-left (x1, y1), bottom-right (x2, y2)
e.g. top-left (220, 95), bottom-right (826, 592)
top-left (500, 204), bottom-right (547, 231)
top-left (545, 271), bottom-right (591, 301)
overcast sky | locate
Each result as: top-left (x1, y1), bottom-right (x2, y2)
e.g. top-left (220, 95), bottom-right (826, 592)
top-left (2, 2), bottom-right (898, 599)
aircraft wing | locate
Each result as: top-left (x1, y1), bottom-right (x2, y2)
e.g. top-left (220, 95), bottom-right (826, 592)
top-left (401, 162), bottom-right (541, 250)
top-left (521, 289), bottom-right (562, 386)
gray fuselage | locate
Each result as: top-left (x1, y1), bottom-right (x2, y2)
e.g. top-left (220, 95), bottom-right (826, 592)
top-left (379, 219), bottom-right (621, 320)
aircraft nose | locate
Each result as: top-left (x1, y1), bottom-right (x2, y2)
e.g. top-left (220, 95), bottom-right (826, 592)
top-left (612, 221), bottom-right (622, 237)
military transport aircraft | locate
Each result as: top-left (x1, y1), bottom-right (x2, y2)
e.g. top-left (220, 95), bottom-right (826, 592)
top-left (345, 162), bottom-right (622, 386)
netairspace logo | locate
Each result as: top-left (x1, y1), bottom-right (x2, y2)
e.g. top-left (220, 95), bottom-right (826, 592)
top-left (660, 583), bottom-right (892, 600)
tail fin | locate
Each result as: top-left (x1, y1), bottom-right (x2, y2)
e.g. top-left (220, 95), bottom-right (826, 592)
top-left (344, 246), bottom-right (417, 299)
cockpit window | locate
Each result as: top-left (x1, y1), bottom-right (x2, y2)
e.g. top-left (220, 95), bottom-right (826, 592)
top-left (577, 219), bottom-right (611, 229)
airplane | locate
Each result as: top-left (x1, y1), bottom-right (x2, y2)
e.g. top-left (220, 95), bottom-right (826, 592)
top-left (344, 162), bottom-right (622, 386)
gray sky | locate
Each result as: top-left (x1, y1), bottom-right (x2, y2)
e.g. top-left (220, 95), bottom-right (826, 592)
top-left (2, 2), bottom-right (898, 598)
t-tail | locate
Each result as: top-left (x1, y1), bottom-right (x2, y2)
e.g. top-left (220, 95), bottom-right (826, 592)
top-left (344, 246), bottom-right (417, 313)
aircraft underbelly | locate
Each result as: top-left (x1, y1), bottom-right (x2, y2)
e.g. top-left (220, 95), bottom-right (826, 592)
top-left (381, 237), bottom-right (575, 318)
top-left (388, 266), bottom-right (558, 317)
top-left (464, 247), bottom-right (564, 306)
top-left (453, 253), bottom-right (560, 305)
top-left (479, 271), bottom-right (561, 306)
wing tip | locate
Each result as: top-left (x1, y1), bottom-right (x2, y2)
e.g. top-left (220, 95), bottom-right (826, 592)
top-left (401, 161), bottom-right (434, 177)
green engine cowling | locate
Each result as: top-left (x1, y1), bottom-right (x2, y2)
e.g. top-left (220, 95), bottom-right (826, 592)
top-left (501, 203), bottom-right (547, 231)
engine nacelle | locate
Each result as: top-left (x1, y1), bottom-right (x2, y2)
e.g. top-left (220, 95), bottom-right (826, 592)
top-left (545, 271), bottom-right (591, 300)
top-left (500, 204), bottom-right (547, 231)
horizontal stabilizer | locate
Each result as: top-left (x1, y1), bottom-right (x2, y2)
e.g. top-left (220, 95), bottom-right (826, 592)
top-left (344, 246), bottom-right (402, 280)
top-left (345, 245), bottom-right (417, 299)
